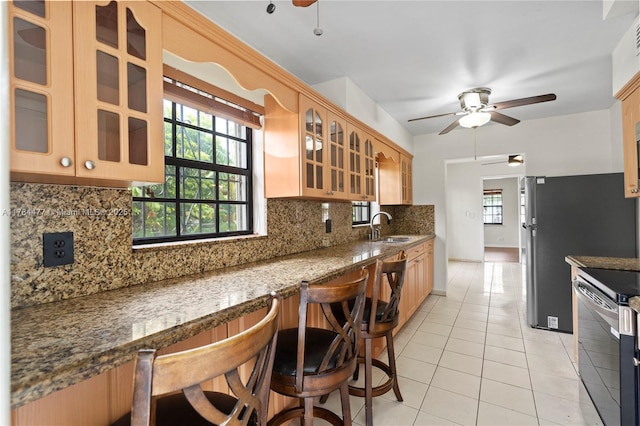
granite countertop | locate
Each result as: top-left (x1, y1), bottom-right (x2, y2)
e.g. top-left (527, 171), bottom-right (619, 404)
top-left (565, 255), bottom-right (640, 272)
top-left (11, 234), bottom-right (434, 408)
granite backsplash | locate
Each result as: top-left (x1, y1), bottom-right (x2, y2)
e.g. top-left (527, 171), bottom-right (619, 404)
top-left (10, 183), bottom-right (434, 308)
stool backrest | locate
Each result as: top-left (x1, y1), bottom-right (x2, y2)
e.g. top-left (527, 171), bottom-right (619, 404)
top-left (295, 269), bottom-right (368, 392)
top-left (370, 252), bottom-right (408, 328)
top-left (130, 293), bottom-right (281, 426)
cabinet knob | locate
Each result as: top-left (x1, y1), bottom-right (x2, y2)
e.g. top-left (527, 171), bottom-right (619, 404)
top-left (84, 160), bottom-right (96, 170)
top-left (326, 191), bottom-right (334, 196)
top-left (60, 157), bottom-right (73, 168)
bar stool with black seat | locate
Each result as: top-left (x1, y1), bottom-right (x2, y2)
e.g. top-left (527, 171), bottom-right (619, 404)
top-left (268, 270), bottom-right (368, 426)
top-left (112, 292), bottom-right (281, 426)
top-left (351, 252), bottom-right (408, 426)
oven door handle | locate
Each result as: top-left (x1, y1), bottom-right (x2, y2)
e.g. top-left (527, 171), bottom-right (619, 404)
top-left (573, 279), bottom-right (618, 322)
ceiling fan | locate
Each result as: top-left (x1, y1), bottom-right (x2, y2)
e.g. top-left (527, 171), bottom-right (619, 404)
top-left (408, 88), bottom-right (556, 135)
top-left (292, 0), bottom-right (317, 6)
top-left (482, 155), bottom-right (524, 166)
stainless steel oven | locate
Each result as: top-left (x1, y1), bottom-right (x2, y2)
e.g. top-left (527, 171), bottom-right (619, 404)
top-left (574, 268), bottom-right (639, 425)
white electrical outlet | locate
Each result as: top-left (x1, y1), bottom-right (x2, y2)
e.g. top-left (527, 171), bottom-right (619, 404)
top-left (548, 316), bottom-right (559, 329)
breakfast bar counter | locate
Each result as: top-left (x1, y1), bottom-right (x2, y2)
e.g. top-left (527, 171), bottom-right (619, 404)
top-left (11, 234), bottom-right (434, 409)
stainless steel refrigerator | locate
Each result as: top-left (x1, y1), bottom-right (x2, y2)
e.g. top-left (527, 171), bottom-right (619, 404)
top-left (523, 173), bottom-right (637, 333)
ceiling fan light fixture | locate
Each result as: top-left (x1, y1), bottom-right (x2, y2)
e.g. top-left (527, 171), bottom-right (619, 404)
top-left (508, 154), bottom-right (524, 166)
top-left (459, 112), bottom-right (491, 128)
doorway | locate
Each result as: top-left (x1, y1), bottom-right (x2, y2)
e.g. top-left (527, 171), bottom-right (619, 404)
top-left (482, 177), bottom-right (522, 263)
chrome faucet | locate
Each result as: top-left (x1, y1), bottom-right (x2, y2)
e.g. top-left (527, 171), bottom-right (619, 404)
top-left (369, 211), bottom-right (392, 240)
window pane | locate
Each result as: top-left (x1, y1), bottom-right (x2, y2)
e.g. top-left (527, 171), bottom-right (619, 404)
top-left (180, 168), bottom-right (216, 201)
top-left (181, 203), bottom-right (215, 235)
top-left (219, 173), bottom-right (247, 202)
top-left (219, 204), bottom-right (248, 232)
top-left (216, 136), bottom-right (247, 168)
top-left (132, 201), bottom-right (176, 238)
top-left (176, 125), bottom-right (213, 162)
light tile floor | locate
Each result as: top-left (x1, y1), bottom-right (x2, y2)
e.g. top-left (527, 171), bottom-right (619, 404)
top-left (322, 260), bottom-right (604, 425)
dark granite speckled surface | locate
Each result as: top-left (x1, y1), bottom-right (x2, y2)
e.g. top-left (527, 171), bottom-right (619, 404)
top-left (565, 255), bottom-right (640, 272)
top-left (11, 234), bottom-right (434, 408)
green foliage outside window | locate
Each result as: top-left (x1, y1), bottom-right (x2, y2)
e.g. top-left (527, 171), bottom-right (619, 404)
top-left (132, 99), bottom-right (252, 243)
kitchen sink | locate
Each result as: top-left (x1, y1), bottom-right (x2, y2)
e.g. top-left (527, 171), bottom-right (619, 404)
top-left (381, 236), bottom-right (410, 243)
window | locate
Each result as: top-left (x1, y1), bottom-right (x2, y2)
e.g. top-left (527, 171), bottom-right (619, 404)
top-left (352, 201), bottom-right (371, 225)
top-left (132, 75), bottom-right (256, 244)
top-left (483, 189), bottom-right (503, 225)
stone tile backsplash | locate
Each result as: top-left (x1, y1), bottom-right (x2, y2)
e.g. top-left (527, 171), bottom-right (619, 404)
top-left (10, 183), bottom-right (434, 308)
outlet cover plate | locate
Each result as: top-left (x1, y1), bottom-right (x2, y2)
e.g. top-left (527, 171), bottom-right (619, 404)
top-left (43, 232), bottom-right (74, 267)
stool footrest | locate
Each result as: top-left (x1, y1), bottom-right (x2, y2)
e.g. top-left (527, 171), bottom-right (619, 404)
top-left (348, 358), bottom-right (399, 399)
top-left (268, 405), bottom-right (343, 426)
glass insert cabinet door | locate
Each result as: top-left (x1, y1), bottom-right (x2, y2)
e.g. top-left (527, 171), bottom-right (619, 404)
top-left (73, 0), bottom-right (163, 182)
top-left (9, 1), bottom-right (76, 176)
top-left (299, 95), bottom-right (332, 197)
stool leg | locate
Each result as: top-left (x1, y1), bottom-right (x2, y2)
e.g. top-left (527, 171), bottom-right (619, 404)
top-left (303, 397), bottom-right (314, 426)
top-left (364, 337), bottom-right (373, 426)
top-left (386, 332), bottom-right (403, 402)
top-left (339, 381), bottom-right (353, 426)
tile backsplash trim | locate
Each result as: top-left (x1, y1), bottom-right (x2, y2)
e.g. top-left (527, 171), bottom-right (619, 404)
top-left (10, 183), bottom-right (434, 308)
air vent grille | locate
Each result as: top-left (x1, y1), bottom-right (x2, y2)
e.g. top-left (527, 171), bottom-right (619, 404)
top-left (636, 22), bottom-right (640, 56)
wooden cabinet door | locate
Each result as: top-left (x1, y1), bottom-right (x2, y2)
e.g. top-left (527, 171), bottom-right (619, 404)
top-left (299, 95), bottom-right (330, 197)
top-left (73, 0), bottom-right (164, 183)
top-left (347, 124), bottom-right (376, 201)
top-left (326, 110), bottom-right (349, 199)
top-left (621, 83), bottom-right (640, 197)
top-left (347, 123), bottom-right (364, 199)
top-left (401, 154), bottom-right (413, 205)
top-left (9, 1), bottom-right (75, 177)
top-left (425, 240), bottom-right (434, 296)
top-left (363, 133), bottom-right (376, 201)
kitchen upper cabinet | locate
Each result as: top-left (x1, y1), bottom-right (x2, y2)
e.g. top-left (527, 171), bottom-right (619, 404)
top-left (9, 0), bottom-right (164, 186)
top-left (264, 94), bottom-right (358, 200)
top-left (298, 95), bottom-right (349, 198)
top-left (618, 72), bottom-right (640, 197)
top-left (378, 142), bottom-right (413, 205)
top-left (347, 123), bottom-right (376, 201)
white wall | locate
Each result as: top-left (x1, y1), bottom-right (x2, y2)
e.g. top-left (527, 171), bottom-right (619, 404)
top-left (483, 177), bottom-right (520, 249)
top-left (313, 76), bottom-right (414, 152)
top-left (413, 107), bottom-right (623, 293)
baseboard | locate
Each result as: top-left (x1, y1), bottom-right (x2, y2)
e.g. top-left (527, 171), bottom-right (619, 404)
top-left (431, 289), bottom-right (446, 296)
top-left (448, 258), bottom-right (482, 263)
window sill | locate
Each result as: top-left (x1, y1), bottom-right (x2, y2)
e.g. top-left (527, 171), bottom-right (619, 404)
top-left (132, 232), bottom-right (268, 253)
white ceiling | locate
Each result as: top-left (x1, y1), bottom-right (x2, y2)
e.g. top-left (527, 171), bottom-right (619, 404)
top-left (185, 1), bottom-right (636, 136)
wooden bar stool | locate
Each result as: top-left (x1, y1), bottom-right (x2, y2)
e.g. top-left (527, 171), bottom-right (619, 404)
top-left (112, 293), bottom-right (281, 426)
top-left (351, 252), bottom-right (408, 426)
top-left (267, 270), bottom-right (368, 426)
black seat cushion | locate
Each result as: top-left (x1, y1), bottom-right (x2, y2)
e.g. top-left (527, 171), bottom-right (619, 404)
top-left (330, 298), bottom-right (389, 325)
top-left (272, 328), bottom-right (342, 376)
top-left (111, 391), bottom-right (257, 426)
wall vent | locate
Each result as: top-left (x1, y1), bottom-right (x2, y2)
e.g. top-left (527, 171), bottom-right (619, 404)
top-left (636, 22), bottom-right (640, 56)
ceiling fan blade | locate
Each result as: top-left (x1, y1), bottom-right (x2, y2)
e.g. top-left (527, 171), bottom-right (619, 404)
top-left (408, 111), bottom-right (460, 122)
top-left (439, 119), bottom-right (460, 135)
top-left (491, 94), bottom-right (556, 110)
top-left (489, 111), bottom-right (520, 126)
top-left (292, 0), bottom-right (317, 6)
